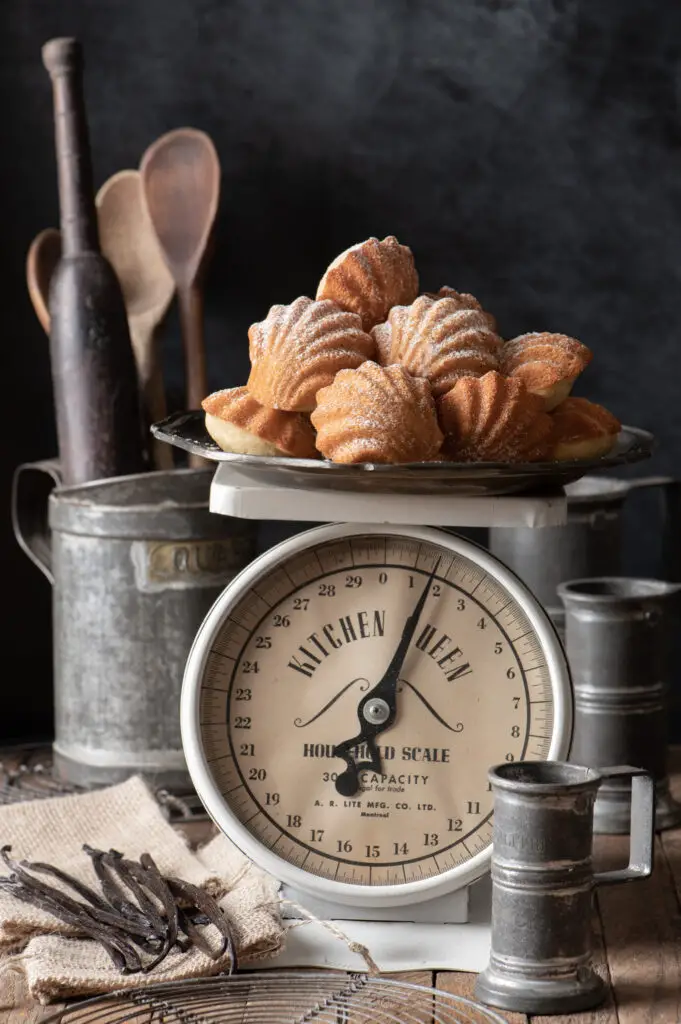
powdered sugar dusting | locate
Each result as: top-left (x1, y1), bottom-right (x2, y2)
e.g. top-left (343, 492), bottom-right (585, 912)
top-left (315, 237), bottom-right (418, 330)
top-left (437, 371), bottom-right (553, 463)
top-left (247, 296), bottom-right (374, 411)
top-left (375, 295), bottom-right (502, 396)
top-left (311, 361), bottom-right (442, 463)
top-left (501, 333), bottom-right (592, 379)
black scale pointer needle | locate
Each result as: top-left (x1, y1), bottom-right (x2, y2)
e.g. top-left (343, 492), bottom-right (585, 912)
top-left (332, 559), bottom-right (442, 797)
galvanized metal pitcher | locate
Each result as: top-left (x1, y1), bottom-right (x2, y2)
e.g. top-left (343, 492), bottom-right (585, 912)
top-left (558, 576), bottom-right (681, 833)
top-left (488, 475), bottom-right (679, 640)
top-left (12, 462), bottom-right (257, 792)
top-left (475, 760), bottom-right (654, 1016)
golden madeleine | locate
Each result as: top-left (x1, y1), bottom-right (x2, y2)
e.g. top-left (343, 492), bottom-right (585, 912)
top-left (372, 295), bottom-right (501, 397)
top-left (550, 397), bottom-right (621, 461)
top-left (202, 386), bottom-right (318, 458)
top-left (437, 370), bottom-right (554, 463)
top-left (311, 361), bottom-right (443, 464)
top-left (500, 332), bottom-right (593, 410)
top-left (316, 235), bottom-right (419, 331)
top-left (247, 296), bottom-right (375, 412)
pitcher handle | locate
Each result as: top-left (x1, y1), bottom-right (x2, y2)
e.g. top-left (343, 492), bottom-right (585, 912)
top-left (11, 459), bottom-right (63, 583)
top-left (658, 479), bottom-right (681, 583)
top-left (616, 475), bottom-right (680, 583)
top-left (593, 766), bottom-right (654, 886)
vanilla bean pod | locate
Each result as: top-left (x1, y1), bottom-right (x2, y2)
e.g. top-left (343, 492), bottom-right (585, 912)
top-left (109, 852), bottom-right (178, 971)
top-left (97, 851), bottom-right (176, 966)
top-left (137, 853), bottom-right (180, 970)
top-left (103, 850), bottom-right (181, 969)
top-left (23, 859), bottom-right (116, 914)
top-left (83, 845), bottom-right (157, 935)
top-left (103, 850), bottom-right (167, 938)
top-left (166, 875), bottom-right (237, 970)
top-left (173, 919), bottom-right (193, 953)
top-left (17, 859), bottom-right (171, 957)
top-left (187, 912), bottom-right (211, 926)
top-left (176, 905), bottom-right (220, 960)
top-left (0, 877), bottom-right (139, 973)
top-left (0, 844), bottom-right (239, 973)
top-left (0, 848), bottom-right (155, 941)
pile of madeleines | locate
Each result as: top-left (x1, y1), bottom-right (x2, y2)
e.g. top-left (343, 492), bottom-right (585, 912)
top-left (202, 235), bottom-right (621, 465)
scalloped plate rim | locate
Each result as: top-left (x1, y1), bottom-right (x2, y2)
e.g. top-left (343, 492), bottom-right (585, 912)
top-left (151, 411), bottom-right (655, 476)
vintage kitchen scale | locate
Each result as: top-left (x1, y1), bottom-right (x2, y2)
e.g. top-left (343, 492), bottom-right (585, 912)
top-left (153, 413), bottom-right (653, 940)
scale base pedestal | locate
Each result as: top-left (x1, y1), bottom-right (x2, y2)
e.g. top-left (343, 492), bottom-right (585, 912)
top-left (282, 885), bottom-right (469, 924)
top-left (258, 878), bottom-right (492, 973)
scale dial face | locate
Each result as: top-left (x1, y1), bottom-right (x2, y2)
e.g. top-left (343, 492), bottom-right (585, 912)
top-left (182, 524), bottom-right (572, 906)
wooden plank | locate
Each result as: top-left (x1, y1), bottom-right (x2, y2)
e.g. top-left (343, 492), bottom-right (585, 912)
top-left (659, 806), bottom-right (681, 1024)
top-left (435, 970), bottom-right (529, 1023)
top-left (597, 834), bottom-right (681, 1023)
top-left (341, 971), bottom-right (432, 1024)
top-left (0, 965), bottom-right (67, 1023)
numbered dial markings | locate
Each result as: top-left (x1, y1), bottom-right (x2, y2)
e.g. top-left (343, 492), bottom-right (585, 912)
top-left (200, 535), bottom-right (555, 886)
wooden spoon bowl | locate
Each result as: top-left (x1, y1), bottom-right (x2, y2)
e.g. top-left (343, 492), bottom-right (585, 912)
top-left (96, 169), bottom-right (176, 470)
top-left (140, 127), bottom-right (220, 412)
top-left (26, 227), bottom-right (61, 333)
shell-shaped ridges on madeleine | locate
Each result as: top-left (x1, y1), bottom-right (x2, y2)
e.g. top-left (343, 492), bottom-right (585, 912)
top-left (550, 397), bottom-right (621, 442)
top-left (311, 361), bottom-right (443, 463)
top-left (373, 296), bottom-right (502, 396)
top-left (247, 297), bottom-right (375, 411)
top-left (201, 386), bottom-right (317, 457)
top-left (427, 286), bottom-right (498, 332)
top-left (501, 332), bottom-right (593, 387)
top-left (316, 236), bottom-right (419, 330)
top-left (437, 371), bottom-right (554, 463)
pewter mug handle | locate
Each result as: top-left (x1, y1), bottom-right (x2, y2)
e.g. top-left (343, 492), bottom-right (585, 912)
top-left (11, 459), bottom-right (63, 584)
top-left (593, 766), bottom-right (654, 885)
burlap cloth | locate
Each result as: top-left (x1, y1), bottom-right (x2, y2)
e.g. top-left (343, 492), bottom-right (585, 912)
top-left (0, 776), bottom-right (284, 1003)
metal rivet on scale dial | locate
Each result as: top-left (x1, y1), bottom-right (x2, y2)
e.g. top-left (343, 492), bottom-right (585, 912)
top-left (364, 700), bottom-right (390, 725)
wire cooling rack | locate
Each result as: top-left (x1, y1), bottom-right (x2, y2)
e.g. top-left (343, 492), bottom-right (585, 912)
top-left (42, 972), bottom-right (509, 1023)
top-left (0, 745), bottom-right (207, 822)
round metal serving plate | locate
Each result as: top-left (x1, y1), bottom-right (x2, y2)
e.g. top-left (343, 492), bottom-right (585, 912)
top-left (181, 523), bottom-right (573, 909)
top-left (41, 972), bottom-right (511, 1023)
top-left (152, 411), bottom-right (655, 496)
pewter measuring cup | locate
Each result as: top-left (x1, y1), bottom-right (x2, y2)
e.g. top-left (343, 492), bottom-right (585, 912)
top-left (475, 760), bottom-right (654, 1016)
top-left (558, 576), bottom-right (681, 833)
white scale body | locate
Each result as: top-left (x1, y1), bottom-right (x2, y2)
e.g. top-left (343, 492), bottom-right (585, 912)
top-left (180, 463), bottom-right (573, 970)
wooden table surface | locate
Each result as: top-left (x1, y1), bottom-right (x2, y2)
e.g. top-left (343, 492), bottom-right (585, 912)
top-left (2, 750), bottom-right (681, 1024)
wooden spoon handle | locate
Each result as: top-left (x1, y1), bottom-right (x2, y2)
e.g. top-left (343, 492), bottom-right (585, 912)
top-left (177, 281), bottom-right (208, 411)
top-left (129, 321), bottom-right (173, 471)
top-left (177, 281), bottom-right (210, 469)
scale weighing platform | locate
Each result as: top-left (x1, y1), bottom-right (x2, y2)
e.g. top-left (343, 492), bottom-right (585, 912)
top-left (176, 462), bottom-right (572, 972)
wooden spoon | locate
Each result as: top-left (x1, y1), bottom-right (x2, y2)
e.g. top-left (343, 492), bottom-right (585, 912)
top-left (96, 169), bottom-right (175, 471)
top-left (26, 227), bottom-right (61, 333)
top-left (139, 127), bottom-right (220, 414)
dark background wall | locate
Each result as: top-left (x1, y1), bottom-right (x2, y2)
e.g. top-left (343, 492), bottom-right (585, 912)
top-left (3, 0), bottom-right (680, 742)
